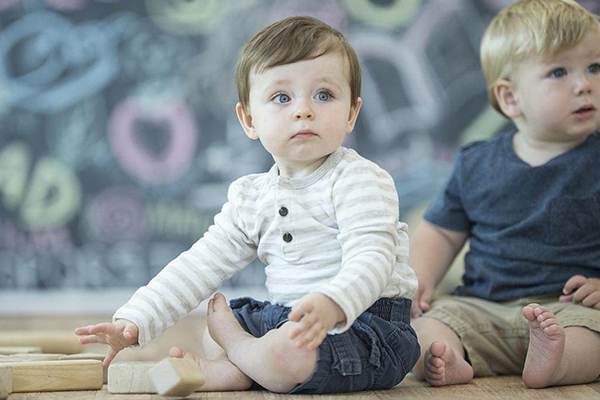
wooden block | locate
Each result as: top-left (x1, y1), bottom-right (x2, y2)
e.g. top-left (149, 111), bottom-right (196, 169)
top-left (8, 360), bottom-right (102, 392)
top-left (0, 353), bottom-right (65, 363)
top-left (108, 362), bottom-right (157, 393)
top-left (0, 331), bottom-right (83, 354)
top-left (58, 353), bottom-right (105, 361)
top-left (148, 358), bottom-right (204, 397)
top-left (59, 353), bottom-right (107, 384)
top-left (0, 346), bottom-right (42, 355)
top-left (0, 366), bottom-right (11, 400)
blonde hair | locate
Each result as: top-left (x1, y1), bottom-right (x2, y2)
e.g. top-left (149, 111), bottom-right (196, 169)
top-left (235, 16), bottom-right (361, 113)
top-left (480, 0), bottom-right (600, 116)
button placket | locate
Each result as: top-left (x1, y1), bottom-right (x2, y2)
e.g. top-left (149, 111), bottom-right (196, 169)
top-left (277, 191), bottom-right (294, 252)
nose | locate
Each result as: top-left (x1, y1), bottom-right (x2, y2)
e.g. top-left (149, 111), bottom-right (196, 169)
top-left (293, 100), bottom-right (314, 121)
top-left (575, 74), bottom-right (592, 95)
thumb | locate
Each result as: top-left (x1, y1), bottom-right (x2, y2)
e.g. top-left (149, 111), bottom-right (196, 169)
top-left (124, 323), bottom-right (138, 340)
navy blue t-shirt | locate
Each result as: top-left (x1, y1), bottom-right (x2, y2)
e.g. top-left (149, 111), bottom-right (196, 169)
top-left (424, 130), bottom-right (600, 301)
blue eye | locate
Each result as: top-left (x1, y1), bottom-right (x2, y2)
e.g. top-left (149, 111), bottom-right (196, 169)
top-left (550, 68), bottom-right (567, 78)
top-left (273, 94), bottom-right (291, 103)
top-left (316, 91), bottom-right (330, 101)
top-left (588, 63), bottom-right (600, 74)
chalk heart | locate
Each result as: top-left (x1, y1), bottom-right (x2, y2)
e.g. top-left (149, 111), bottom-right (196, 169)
top-left (109, 99), bottom-right (198, 185)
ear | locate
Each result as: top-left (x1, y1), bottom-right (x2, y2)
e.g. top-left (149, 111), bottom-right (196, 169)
top-left (494, 79), bottom-right (521, 119)
top-left (346, 97), bottom-right (363, 134)
top-left (236, 102), bottom-right (258, 140)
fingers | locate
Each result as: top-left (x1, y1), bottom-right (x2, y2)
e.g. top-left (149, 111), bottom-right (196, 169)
top-left (102, 348), bottom-right (119, 368)
top-left (288, 300), bottom-right (313, 322)
top-left (563, 275), bottom-right (587, 295)
top-left (89, 322), bottom-right (118, 336)
top-left (580, 290), bottom-right (600, 308)
top-left (411, 287), bottom-right (424, 318)
top-left (559, 294), bottom-right (573, 303)
top-left (294, 321), bottom-right (326, 350)
top-left (75, 325), bottom-right (96, 336)
top-left (77, 335), bottom-right (105, 345)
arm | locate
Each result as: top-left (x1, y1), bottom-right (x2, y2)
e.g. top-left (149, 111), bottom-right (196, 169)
top-left (295, 159), bottom-right (407, 339)
top-left (410, 220), bottom-right (468, 317)
top-left (110, 180), bottom-right (258, 348)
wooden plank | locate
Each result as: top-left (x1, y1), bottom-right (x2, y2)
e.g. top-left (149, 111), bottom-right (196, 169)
top-left (8, 360), bottom-right (102, 392)
top-left (0, 331), bottom-right (83, 354)
top-left (108, 362), bottom-right (157, 394)
top-left (0, 354), bottom-right (65, 362)
top-left (0, 366), bottom-right (11, 400)
top-left (474, 376), bottom-right (600, 399)
top-left (0, 347), bottom-right (42, 355)
top-left (58, 353), bottom-right (105, 361)
top-left (148, 357), bottom-right (204, 396)
top-left (60, 353), bottom-right (108, 384)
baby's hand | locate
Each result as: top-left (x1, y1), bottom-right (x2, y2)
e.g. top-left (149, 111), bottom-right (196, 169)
top-left (287, 293), bottom-right (346, 350)
top-left (411, 279), bottom-right (435, 318)
top-left (560, 275), bottom-right (600, 309)
top-left (75, 319), bottom-right (139, 367)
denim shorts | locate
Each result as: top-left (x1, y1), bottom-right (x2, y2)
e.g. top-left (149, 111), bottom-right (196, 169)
top-left (230, 296), bottom-right (420, 394)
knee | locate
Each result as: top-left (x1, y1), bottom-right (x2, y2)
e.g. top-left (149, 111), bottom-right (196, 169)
top-left (263, 323), bottom-right (317, 388)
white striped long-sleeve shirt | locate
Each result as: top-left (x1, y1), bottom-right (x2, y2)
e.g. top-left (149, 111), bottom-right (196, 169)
top-left (113, 147), bottom-right (418, 348)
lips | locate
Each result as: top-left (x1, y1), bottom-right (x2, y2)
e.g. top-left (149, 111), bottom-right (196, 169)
top-left (293, 130), bottom-right (317, 138)
top-left (574, 105), bottom-right (596, 114)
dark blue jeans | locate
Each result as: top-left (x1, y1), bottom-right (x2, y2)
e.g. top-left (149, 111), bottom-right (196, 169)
top-left (230, 296), bottom-right (420, 394)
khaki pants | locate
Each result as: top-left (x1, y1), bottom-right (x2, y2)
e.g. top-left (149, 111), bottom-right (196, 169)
top-left (423, 293), bottom-right (600, 376)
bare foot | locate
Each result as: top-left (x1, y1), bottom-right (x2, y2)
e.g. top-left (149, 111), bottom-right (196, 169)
top-left (168, 346), bottom-right (252, 391)
top-left (522, 303), bottom-right (566, 388)
top-left (207, 293), bottom-right (254, 351)
top-left (424, 341), bottom-right (474, 386)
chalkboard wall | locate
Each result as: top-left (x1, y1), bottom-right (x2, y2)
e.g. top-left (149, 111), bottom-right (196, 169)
top-left (1, 0), bottom-right (597, 301)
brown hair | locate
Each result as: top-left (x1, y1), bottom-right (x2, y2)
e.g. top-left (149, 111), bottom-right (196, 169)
top-left (480, 0), bottom-right (600, 116)
top-left (235, 16), bottom-right (361, 112)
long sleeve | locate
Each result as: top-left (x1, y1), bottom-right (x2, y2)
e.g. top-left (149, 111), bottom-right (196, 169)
top-left (314, 159), bottom-right (406, 333)
top-left (113, 180), bottom-right (258, 348)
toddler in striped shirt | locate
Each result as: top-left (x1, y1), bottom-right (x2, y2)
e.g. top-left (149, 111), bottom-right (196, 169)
top-left (76, 15), bottom-right (419, 394)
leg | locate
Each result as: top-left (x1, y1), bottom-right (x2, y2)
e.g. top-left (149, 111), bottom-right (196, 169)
top-left (522, 303), bottom-right (600, 388)
top-left (201, 326), bottom-right (227, 361)
top-left (206, 293), bottom-right (317, 393)
top-left (411, 317), bottom-right (474, 386)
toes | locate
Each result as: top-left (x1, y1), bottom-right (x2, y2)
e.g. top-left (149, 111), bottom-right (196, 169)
top-left (522, 303), bottom-right (546, 321)
top-left (211, 293), bottom-right (230, 312)
top-left (429, 341), bottom-right (447, 358)
top-left (533, 306), bottom-right (549, 318)
top-left (169, 346), bottom-right (185, 358)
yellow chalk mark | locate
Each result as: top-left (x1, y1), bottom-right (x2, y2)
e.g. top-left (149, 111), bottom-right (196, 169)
top-left (0, 142), bottom-right (30, 210)
top-left (343, 0), bottom-right (422, 30)
top-left (460, 105), bottom-right (509, 145)
top-left (21, 156), bottom-right (82, 229)
top-left (146, 0), bottom-right (257, 36)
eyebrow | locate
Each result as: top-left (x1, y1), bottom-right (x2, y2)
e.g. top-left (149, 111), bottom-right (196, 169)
top-left (262, 76), bottom-right (344, 93)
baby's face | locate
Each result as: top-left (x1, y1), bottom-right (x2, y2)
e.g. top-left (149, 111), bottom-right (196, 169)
top-left (510, 32), bottom-right (600, 142)
top-left (239, 52), bottom-right (361, 174)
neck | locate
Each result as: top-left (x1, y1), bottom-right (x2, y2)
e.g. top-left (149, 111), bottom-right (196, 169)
top-left (275, 155), bottom-right (329, 179)
top-left (512, 132), bottom-right (589, 167)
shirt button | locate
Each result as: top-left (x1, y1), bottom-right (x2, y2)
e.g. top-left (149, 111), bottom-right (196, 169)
top-left (283, 233), bottom-right (293, 242)
top-left (279, 207), bottom-right (288, 217)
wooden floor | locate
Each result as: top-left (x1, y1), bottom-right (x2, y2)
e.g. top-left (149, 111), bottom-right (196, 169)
top-left (4, 315), bottom-right (600, 399)
top-left (7, 374), bottom-right (600, 399)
